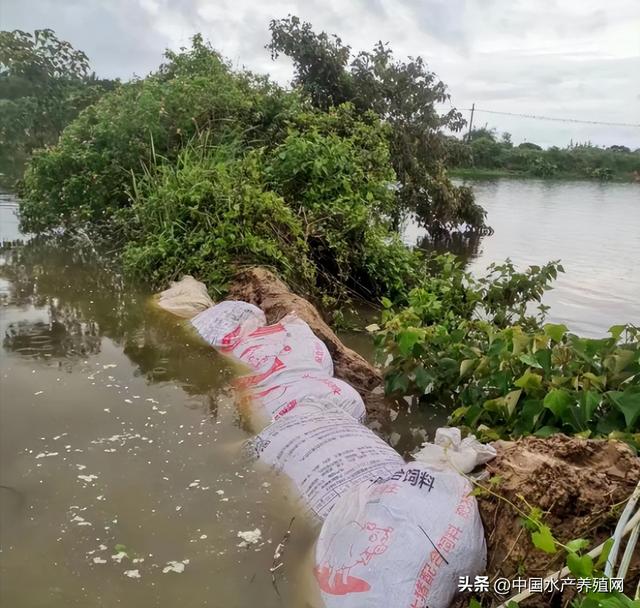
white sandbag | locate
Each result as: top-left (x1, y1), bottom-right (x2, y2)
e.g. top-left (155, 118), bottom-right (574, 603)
top-left (191, 301), bottom-right (266, 351)
top-left (155, 276), bottom-right (214, 318)
top-left (314, 462), bottom-right (486, 608)
top-left (249, 372), bottom-right (366, 423)
top-left (413, 427), bottom-right (497, 474)
top-left (244, 400), bottom-right (403, 520)
top-left (233, 314), bottom-right (333, 389)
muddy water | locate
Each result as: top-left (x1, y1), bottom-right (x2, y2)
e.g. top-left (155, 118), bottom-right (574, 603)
top-left (0, 242), bottom-right (323, 608)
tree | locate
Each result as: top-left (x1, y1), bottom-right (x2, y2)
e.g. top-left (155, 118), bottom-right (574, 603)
top-left (0, 29), bottom-right (116, 183)
top-left (267, 16), bottom-right (486, 236)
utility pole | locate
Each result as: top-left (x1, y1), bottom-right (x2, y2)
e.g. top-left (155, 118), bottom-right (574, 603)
top-left (466, 103), bottom-right (475, 142)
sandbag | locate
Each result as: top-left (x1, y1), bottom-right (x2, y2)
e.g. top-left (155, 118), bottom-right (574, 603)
top-left (155, 276), bottom-right (214, 318)
top-left (248, 372), bottom-right (366, 423)
top-left (314, 462), bottom-right (486, 608)
top-left (244, 400), bottom-right (404, 520)
top-left (191, 301), bottom-right (266, 350)
top-left (232, 314), bottom-right (333, 389)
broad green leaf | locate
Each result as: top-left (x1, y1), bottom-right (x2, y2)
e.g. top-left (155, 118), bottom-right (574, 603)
top-left (595, 538), bottom-right (614, 569)
top-left (413, 366), bottom-right (433, 393)
top-left (514, 370), bottom-right (543, 393)
top-left (460, 358), bottom-right (476, 377)
top-left (534, 348), bottom-right (552, 374)
top-left (607, 387), bottom-right (640, 429)
top-left (543, 389), bottom-right (572, 418)
top-left (504, 389), bottom-right (522, 417)
top-left (566, 552), bottom-right (593, 577)
top-left (531, 524), bottom-right (557, 553)
top-left (519, 353), bottom-right (542, 368)
top-left (397, 328), bottom-right (423, 356)
top-left (608, 324), bottom-right (626, 341)
top-left (534, 425), bottom-right (560, 438)
top-left (544, 323), bottom-right (568, 343)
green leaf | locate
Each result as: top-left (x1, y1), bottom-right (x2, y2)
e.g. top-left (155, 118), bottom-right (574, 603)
top-left (544, 323), bottom-right (568, 343)
top-left (413, 367), bottom-right (433, 392)
top-left (534, 425), bottom-right (560, 438)
top-left (460, 358), bottom-right (476, 377)
top-left (514, 370), bottom-right (543, 393)
top-left (566, 552), bottom-right (593, 577)
top-left (504, 389), bottom-right (522, 417)
top-left (519, 353), bottom-right (542, 368)
top-left (397, 328), bottom-right (423, 356)
top-left (607, 387), bottom-right (640, 430)
top-left (543, 389), bottom-right (572, 419)
top-left (531, 524), bottom-right (557, 554)
top-left (595, 538), bottom-right (614, 569)
top-left (566, 538), bottom-right (590, 553)
top-left (608, 324), bottom-right (626, 341)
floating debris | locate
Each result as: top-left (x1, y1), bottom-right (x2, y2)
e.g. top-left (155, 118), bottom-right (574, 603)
top-left (237, 528), bottom-right (262, 547)
top-left (162, 559), bottom-right (189, 574)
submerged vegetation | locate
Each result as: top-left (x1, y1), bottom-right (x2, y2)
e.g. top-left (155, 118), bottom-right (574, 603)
top-left (446, 128), bottom-right (640, 181)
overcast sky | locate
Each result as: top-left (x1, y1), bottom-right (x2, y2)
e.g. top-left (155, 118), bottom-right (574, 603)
top-left (3, 0), bottom-right (639, 148)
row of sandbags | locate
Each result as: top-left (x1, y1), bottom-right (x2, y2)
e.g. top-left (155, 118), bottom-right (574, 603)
top-left (157, 277), bottom-right (489, 608)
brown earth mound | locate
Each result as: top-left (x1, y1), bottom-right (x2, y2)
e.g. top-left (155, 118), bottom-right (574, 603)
top-left (472, 435), bottom-right (640, 606)
top-left (227, 268), bottom-right (387, 419)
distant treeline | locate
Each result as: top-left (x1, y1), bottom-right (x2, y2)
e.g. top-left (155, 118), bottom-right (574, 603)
top-left (445, 128), bottom-right (640, 181)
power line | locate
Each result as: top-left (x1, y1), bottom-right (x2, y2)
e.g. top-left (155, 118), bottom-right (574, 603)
top-left (462, 108), bottom-right (640, 128)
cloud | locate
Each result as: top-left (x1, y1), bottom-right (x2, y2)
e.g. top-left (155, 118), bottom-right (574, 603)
top-left (3, 0), bottom-right (639, 146)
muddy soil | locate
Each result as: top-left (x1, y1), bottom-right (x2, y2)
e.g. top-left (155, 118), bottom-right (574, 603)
top-left (470, 435), bottom-right (640, 607)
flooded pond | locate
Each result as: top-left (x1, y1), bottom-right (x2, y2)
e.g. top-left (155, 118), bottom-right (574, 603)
top-left (1, 177), bottom-right (638, 606)
top-left (405, 178), bottom-right (640, 336)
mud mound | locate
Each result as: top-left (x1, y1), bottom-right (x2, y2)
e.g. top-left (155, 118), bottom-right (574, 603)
top-left (227, 267), bottom-right (382, 395)
top-left (475, 435), bottom-right (640, 606)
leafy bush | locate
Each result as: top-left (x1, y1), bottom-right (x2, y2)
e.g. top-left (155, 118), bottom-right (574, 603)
top-left (19, 35), bottom-right (301, 233)
top-left (375, 255), bottom-right (640, 445)
top-left (122, 139), bottom-right (314, 294)
top-left (268, 16), bottom-right (487, 234)
top-left (448, 129), bottom-right (640, 180)
top-left (123, 105), bottom-right (423, 300)
top-left (0, 28), bottom-right (115, 184)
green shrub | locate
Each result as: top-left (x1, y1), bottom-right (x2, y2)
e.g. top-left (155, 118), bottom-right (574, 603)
top-left (123, 105), bottom-right (424, 300)
top-left (374, 255), bottom-right (640, 445)
top-left (122, 139), bottom-right (314, 295)
top-left (19, 35), bottom-right (301, 233)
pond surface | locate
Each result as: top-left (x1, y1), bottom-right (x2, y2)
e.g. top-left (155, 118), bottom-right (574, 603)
top-left (0, 178), bottom-right (638, 607)
top-left (405, 178), bottom-right (640, 336)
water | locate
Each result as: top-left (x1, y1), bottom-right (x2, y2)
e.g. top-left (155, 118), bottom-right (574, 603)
top-left (404, 178), bottom-right (640, 336)
top-left (1, 179), bottom-right (638, 606)
top-left (0, 238), bottom-right (321, 606)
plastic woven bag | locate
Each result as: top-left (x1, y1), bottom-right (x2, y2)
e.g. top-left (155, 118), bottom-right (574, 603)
top-left (191, 301), bottom-right (266, 350)
top-left (245, 400), bottom-right (403, 520)
top-left (314, 462), bottom-right (486, 608)
top-left (233, 314), bottom-right (333, 389)
top-left (155, 276), bottom-right (214, 319)
top-left (248, 372), bottom-right (366, 423)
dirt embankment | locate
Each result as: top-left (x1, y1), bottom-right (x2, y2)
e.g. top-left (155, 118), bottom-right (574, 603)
top-left (472, 435), bottom-right (640, 607)
top-left (227, 267), bottom-right (391, 423)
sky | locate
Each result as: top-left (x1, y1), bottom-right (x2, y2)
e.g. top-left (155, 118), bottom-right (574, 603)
top-left (3, 0), bottom-right (640, 148)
